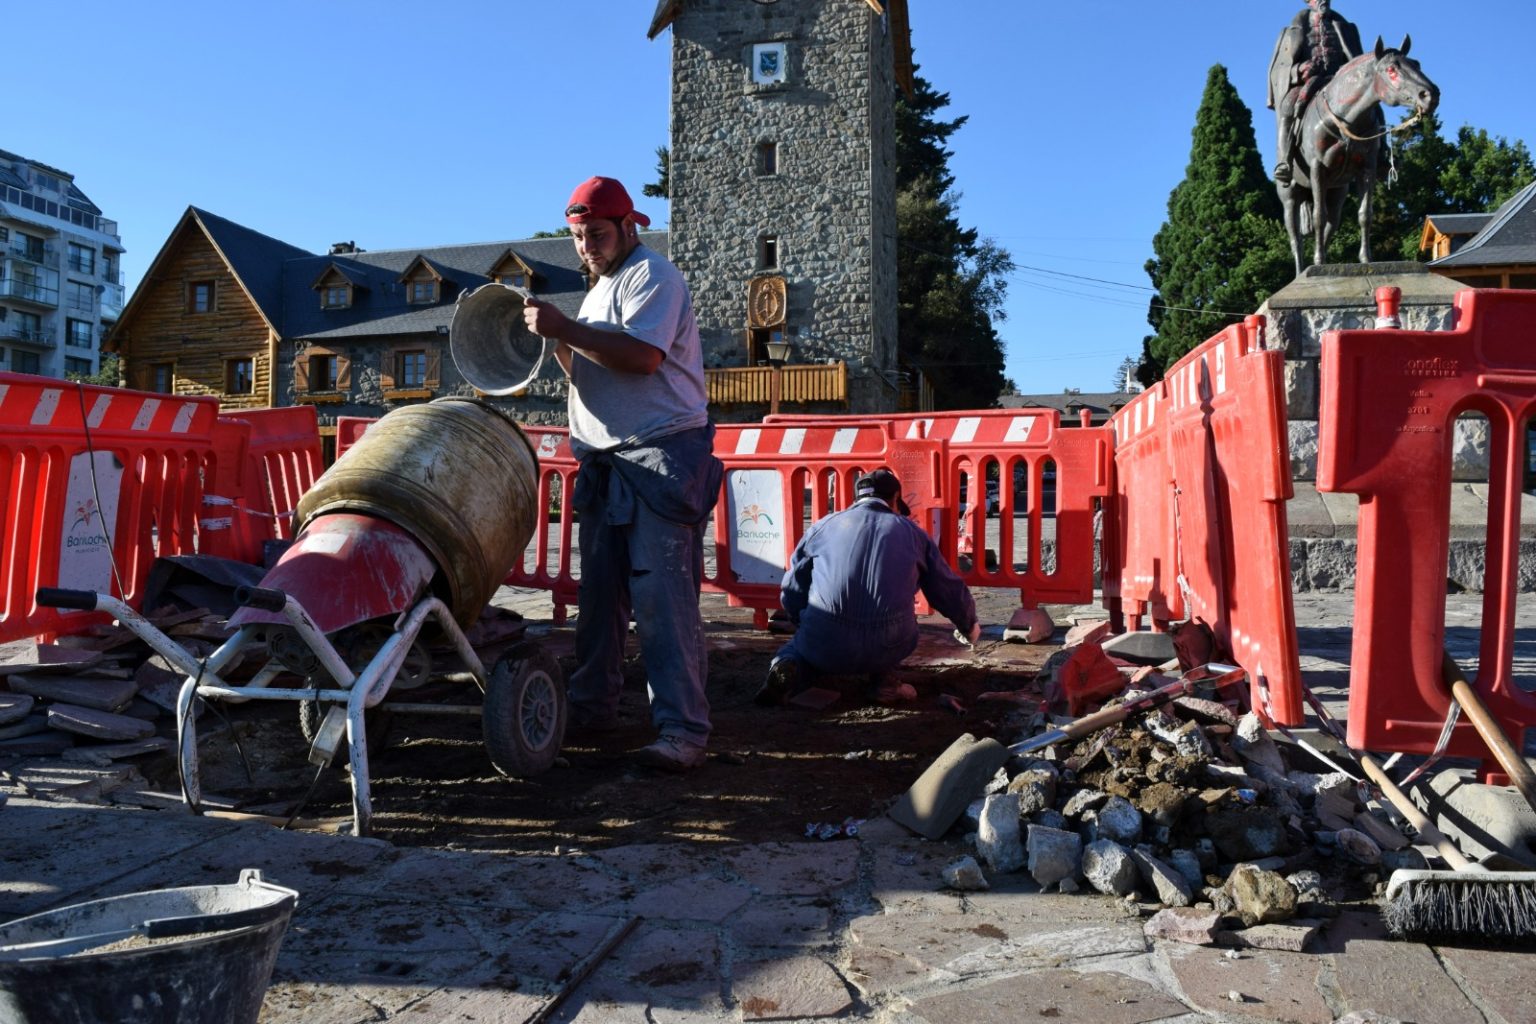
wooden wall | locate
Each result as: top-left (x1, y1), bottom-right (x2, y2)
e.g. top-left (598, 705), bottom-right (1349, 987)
top-left (111, 227), bottom-right (273, 409)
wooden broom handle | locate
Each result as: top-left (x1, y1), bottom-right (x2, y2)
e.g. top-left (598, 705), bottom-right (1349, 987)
top-left (1441, 651), bottom-right (1536, 817)
top-left (1357, 751), bottom-right (1472, 871)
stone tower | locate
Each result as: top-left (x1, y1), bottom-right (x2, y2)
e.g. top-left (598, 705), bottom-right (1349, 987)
top-left (648, 0), bottom-right (913, 413)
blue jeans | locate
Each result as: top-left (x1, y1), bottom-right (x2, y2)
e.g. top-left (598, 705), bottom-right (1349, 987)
top-left (773, 607), bottom-right (918, 678)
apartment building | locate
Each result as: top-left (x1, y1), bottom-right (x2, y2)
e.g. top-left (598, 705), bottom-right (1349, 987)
top-left (0, 147), bottom-right (124, 379)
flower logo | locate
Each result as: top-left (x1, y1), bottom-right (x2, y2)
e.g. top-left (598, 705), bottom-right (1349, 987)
top-left (71, 498), bottom-right (99, 532)
top-left (738, 503), bottom-right (774, 527)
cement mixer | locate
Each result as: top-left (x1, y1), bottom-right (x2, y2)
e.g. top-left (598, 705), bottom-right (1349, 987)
top-left (36, 397), bottom-right (564, 837)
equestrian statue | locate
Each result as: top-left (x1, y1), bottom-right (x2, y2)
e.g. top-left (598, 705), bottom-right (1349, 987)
top-left (1268, 0), bottom-right (1439, 275)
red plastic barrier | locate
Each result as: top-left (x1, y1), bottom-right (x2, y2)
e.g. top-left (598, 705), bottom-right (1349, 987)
top-left (711, 422), bottom-right (943, 626)
top-left (203, 407), bottom-right (323, 562)
top-left (511, 426), bottom-right (579, 623)
top-left (1107, 317), bottom-right (1304, 726)
top-left (765, 410), bottom-right (1114, 609)
top-left (1317, 289), bottom-right (1536, 768)
top-left (0, 373), bottom-right (221, 641)
top-left (335, 416), bottom-right (376, 462)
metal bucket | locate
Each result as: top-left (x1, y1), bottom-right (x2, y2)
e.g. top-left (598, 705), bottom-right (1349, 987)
top-left (295, 397), bottom-right (539, 627)
top-left (0, 870), bottom-right (297, 1024)
top-left (449, 282), bottom-right (548, 395)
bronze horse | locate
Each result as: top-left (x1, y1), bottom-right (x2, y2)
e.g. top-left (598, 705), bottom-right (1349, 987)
top-left (1277, 36), bottom-right (1439, 275)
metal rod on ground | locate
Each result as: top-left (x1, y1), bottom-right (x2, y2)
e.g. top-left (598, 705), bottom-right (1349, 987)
top-left (522, 916), bottom-right (641, 1024)
top-left (1441, 651), bottom-right (1536, 817)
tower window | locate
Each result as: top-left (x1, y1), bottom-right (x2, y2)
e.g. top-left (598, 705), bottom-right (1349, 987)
top-left (758, 234), bottom-right (779, 270)
top-left (755, 141), bottom-right (778, 176)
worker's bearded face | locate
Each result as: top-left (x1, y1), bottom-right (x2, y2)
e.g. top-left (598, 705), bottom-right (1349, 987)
top-left (572, 217), bottom-right (637, 277)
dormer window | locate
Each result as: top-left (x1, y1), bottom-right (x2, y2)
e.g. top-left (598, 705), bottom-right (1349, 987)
top-left (487, 249), bottom-right (538, 293)
top-left (310, 264), bottom-right (365, 310)
top-left (322, 285), bottom-right (350, 309)
top-left (400, 256), bottom-right (448, 306)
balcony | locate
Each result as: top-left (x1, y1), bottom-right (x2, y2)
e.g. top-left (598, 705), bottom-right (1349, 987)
top-left (6, 244), bottom-right (59, 269)
top-left (100, 281), bottom-right (125, 320)
top-left (1, 325), bottom-right (56, 349)
top-left (0, 277), bottom-right (60, 308)
top-left (706, 361), bottom-right (847, 408)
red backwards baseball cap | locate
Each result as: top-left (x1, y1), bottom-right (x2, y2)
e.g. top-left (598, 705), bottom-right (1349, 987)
top-left (564, 176), bottom-right (651, 227)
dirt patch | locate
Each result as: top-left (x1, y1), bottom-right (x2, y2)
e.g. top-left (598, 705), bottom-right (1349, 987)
top-left (143, 598), bottom-right (1051, 853)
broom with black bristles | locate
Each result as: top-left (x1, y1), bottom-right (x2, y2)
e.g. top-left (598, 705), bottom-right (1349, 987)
top-left (1357, 751), bottom-right (1536, 942)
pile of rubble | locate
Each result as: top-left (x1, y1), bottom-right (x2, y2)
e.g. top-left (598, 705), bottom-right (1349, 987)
top-left (919, 623), bottom-right (1427, 951)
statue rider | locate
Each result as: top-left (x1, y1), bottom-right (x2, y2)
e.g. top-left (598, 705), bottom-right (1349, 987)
top-left (1268, 0), bottom-right (1364, 185)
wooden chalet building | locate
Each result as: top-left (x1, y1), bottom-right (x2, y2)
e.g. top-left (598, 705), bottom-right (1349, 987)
top-left (1421, 180), bottom-right (1536, 290)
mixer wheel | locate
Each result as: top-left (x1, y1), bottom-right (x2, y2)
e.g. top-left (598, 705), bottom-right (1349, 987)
top-left (484, 643), bottom-right (565, 777)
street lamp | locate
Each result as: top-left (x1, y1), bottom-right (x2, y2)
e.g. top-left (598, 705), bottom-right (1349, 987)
top-left (764, 337), bottom-right (792, 415)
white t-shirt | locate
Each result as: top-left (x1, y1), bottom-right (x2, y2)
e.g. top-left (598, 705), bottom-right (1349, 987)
top-left (567, 244), bottom-right (709, 454)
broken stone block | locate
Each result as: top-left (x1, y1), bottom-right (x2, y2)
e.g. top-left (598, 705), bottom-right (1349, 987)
top-left (1224, 919), bottom-right (1322, 953)
top-left (1334, 827), bottom-right (1382, 865)
top-left (0, 642), bottom-right (105, 676)
top-left (1168, 848), bottom-right (1204, 889)
top-left (1172, 695), bottom-right (1239, 727)
top-left (1233, 713), bottom-right (1288, 780)
top-left (0, 731), bottom-right (75, 756)
top-left (942, 855), bottom-right (989, 891)
top-left (1062, 618), bottom-right (1113, 648)
top-left (1352, 810), bottom-right (1409, 851)
top-left (1135, 782), bottom-right (1188, 828)
top-left (45, 704), bottom-right (156, 742)
top-left (977, 794), bottom-right (1025, 873)
top-left (1026, 824), bottom-right (1081, 889)
top-left (8, 675), bottom-right (137, 712)
top-left (889, 733), bottom-right (1009, 840)
top-left (1081, 839), bottom-right (1138, 896)
top-left (0, 712), bottom-right (48, 740)
top-left (1090, 796), bottom-right (1143, 845)
top-left (1003, 606), bottom-right (1054, 643)
top-left (1031, 808), bottom-right (1067, 831)
top-left (1006, 767), bottom-right (1057, 815)
top-left (1061, 787), bottom-right (1107, 819)
top-left (1144, 906), bottom-right (1221, 945)
top-left (1203, 801), bottom-right (1290, 862)
top-left (1131, 848), bottom-right (1192, 907)
top-left (1227, 863), bottom-right (1297, 925)
top-left (1314, 787), bottom-right (1361, 832)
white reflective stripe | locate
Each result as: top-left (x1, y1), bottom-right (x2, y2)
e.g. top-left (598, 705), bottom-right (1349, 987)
top-left (0, 384), bottom-right (8, 408)
top-left (830, 428), bottom-right (858, 454)
top-left (33, 389), bottom-right (62, 426)
top-left (1147, 392), bottom-right (1157, 426)
top-left (132, 398), bottom-right (160, 431)
top-left (1216, 341), bottom-right (1228, 394)
top-left (88, 394), bottom-right (112, 429)
top-left (953, 416), bottom-right (980, 444)
top-left (735, 428), bottom-right (762, 455)
top-left (905, 421), bottom-right (922, 439)
top-left (780, 428), bottom-right (805, 455)
top-left (1003, 416), bottom-right (1036, 444)
top-left (1134, 403), bottom-right (1142, 434)
top-left (170, 402), bottom-right (198, 434)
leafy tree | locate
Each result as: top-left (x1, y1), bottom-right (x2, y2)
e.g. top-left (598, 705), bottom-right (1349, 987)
top-left (66, 353), bottom-right (121, 387)
top-left (1330, 115), bottom-right (1535, 261)
top-left (1113, 356), bottom-right (1140, 393)
top-left (1139, 65), bottom-right (1291, 384)
top-left (895, 74), bottom-right (1011, 409)
top-left (643, 146), bottom-right (670, 200)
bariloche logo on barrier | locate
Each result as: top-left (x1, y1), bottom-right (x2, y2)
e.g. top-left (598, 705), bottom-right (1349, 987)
top-left (728, 470), bottom-right (787, 585)
top-left (59, 451), bottom-right (123, 591)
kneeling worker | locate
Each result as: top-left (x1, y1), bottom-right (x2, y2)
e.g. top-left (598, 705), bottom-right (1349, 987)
top-left (758, 468), bottom-right (981, 706)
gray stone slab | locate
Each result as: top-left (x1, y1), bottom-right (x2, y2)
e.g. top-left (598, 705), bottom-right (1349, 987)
top-left (395, 985), bottom-right (548, 1022)
top-left (601, 872), bottom-right (753, 923)
top-left (329, 845), bottom-right (538, 912)
top-left (1164, 942), bottom-right (1333, 1023)
top-left (729, 898), bottom-right (834, 950)
top-left (58, 736), bottom-right (171, 762)
top-left (1322, 911), bottom-right (1483, 1024)
top-left (609, 924), bottom-right (720, 1004)
top-left (0, 642), bottom-right (104, 676)
top-left (1434, 942), bottom-right (1536, 1024)
top-left (586, 842), bottom-right (717, 887)
top-left (1286, 483), bottom-right (1338, 539)
top-left (907, 967), bottom-right (1187, 1024)
top-left (725, 840), bottom-right (860, 896)
top-left (732, 957), bottom-right (854, 1021)
top-left (0, 693), bottom-right (34, 725)
top-left (0, 804), bottom-right (238, 918)
top-left (0, 710), bottom-right (47, 739)
top-left (7, 674), bottom-right (136, 711)
top-left (45, 702), bottom-right (155, 741)
top-left (0, 729), bottom-right (74, 757)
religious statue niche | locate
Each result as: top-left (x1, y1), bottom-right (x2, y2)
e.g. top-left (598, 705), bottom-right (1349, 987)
top-left (748, 275), bottom-right (787, 329)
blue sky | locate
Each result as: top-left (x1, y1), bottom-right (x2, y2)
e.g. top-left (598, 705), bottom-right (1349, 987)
top-left (8, 1), bottom-right (1530, 396)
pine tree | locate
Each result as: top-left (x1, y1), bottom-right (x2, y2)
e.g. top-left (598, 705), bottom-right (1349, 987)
top-left (1139, 65), bottom-right (1290, 384)
top-left (896, 75), bottom-right (1011, 409)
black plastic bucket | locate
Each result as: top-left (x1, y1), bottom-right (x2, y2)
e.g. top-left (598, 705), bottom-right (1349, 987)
top-left (0, 869), bottom-right (298, 1024)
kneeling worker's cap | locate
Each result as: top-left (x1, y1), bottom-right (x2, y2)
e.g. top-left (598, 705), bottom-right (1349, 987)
top-left (856, 468), bottom-right (909, 514)
top-left (565, 176), bottom-right (651, 227)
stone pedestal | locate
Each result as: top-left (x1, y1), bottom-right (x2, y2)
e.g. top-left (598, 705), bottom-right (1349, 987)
top-left (1255, 263), bottom-right (1529, 592)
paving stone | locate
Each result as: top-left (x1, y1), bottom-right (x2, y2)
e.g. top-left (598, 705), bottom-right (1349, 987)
top-left (485, 852), bottom-right (630, 911)
top-left (612, 925), bottom-right (719, 1003)
top-left (1220, 920), bottom-right (1324, 953)
top-left (943, 923), bottom-right (1149, 977)
top-left (260, 979), bottom-right (408, 1024)
top-left (0, 729), bottom-right (75, 757)
top-left (45, 703), bottom-right (155, 741)
top-left (908, 967), bottom-right (1187, 1024)
top-left (1144, 906), bottom-right (1221, 945)
top-left (730, 897), bottom-right (834, 949)
top-left (724, 840), bottom-right (859, 896)
top-left (7, 674), bottom-right (136, 711)
top-left (607, 872), bottom-right (754, 923)
top-left (847, 909), bottom-right (1014, 986)
top-left (394, 985), bottom-right (548, 1022)
top-left (331, 846), bottom-right (537, 911)
top-left (1433, 943), bottom-right (1536, 1024)
top-left (0, 641), bottom-right (104, 675)
top-left (1322, 911), bottom-right (1483, 1024)
top-left (732, 956), bottom-right (854, 1020)
top-left (1164, 943), bottom-right (1333, 1023)
top-left (58, 736), bottom-right (171, 762)
top-left (586, 843), bottom-right (716, 886)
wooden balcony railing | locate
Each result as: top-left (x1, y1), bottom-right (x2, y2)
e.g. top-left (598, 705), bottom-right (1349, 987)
top-left (706, 361), bottom-right (847, 407)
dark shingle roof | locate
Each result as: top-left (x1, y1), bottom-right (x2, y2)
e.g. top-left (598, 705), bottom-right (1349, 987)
top-left (191, 207), bottom-right (314, 330)
top-left (999, 391), bottom-right (1137, 424)
top-left (1431, 181), bottom-right (1536, 268)
top-left (286, 231), bottom-right (668, 342)
top-left (1426, 213), bottom-right (1492, 235)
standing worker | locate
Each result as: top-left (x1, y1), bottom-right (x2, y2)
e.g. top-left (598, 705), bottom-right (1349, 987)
top-left (757, 468), bottom-right (981, 706)
top-left (521, 176), bottom-right (723, 772)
